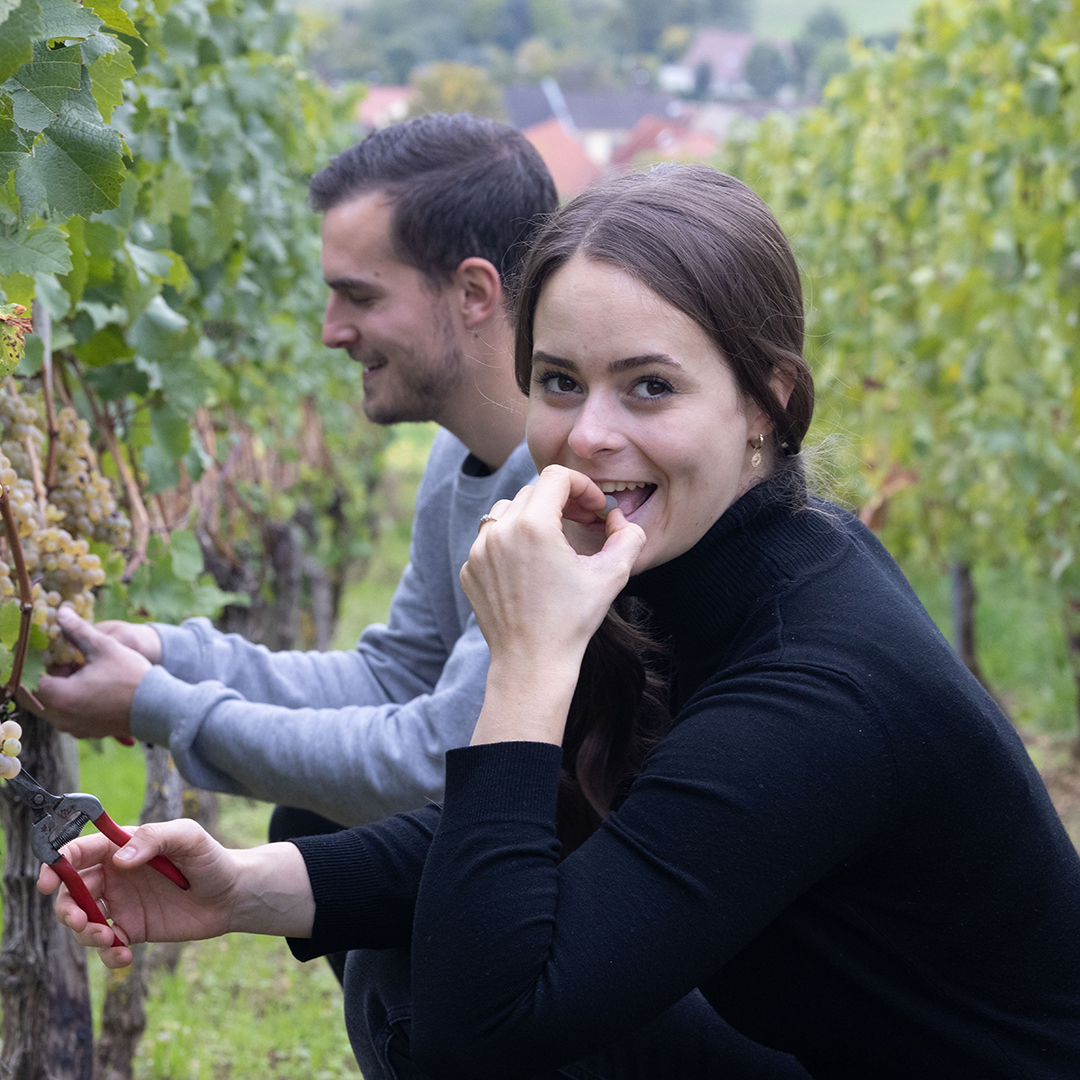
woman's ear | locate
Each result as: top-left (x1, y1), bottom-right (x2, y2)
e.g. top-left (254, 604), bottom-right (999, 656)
top-left (453, 257), bottom-right (503, 329)
top-left (770, 369), bottom-right (795, 410)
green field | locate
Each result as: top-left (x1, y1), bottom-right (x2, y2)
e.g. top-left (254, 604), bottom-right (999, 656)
top-left (754, 0), bottom-right (921, 37)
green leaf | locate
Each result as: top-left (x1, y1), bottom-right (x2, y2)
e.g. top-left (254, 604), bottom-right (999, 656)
top-left (83, 358), bottom-right (146, 396)
top-left (28, 621), bottom-right (48, 651)
top-left (127, 293), bottom-right (188, 359)
top-left (84, 0), bottom-right (139, 39)
top-left (86, 34), bottom-right (134, 122)
top-left (0, 100), bottom-right (31, 176)
top-left (124, 240), bottom-right (172, 284)
top-left (150, 399), bottom-right (190, 458)
top-left (0, 224), bottom-right (73, 274)
top-left (4, 41), bottom-right (83, 132)
top-left (74, 323), bottom-right (132, 367)
top-left (32, 269), bottom-right (69, 318)
top-left (28, 103), bottom-right (125, 215)
top-left (37, 0), bottom-right (102, 41)
top-left (0, 599), bottom-right (19, 648)
top-left (0, 0), bottom-right (42, 84)
top-left (168, 528), bottom-right (202, 582)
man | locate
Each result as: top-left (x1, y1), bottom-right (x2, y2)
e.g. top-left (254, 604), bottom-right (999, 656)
top-left (31, 112), bottom-right (556, 828)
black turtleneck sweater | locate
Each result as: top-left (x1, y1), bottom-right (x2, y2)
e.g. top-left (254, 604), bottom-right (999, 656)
top-left (290, 482), bottom-right (1080, 1079)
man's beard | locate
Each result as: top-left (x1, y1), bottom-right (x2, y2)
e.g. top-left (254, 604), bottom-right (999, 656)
top-left (361, 311), bottom-right (465, 426)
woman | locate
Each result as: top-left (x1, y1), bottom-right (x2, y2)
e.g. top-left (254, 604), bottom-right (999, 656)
top-left (43, 166), bottom-right (1080, 1079)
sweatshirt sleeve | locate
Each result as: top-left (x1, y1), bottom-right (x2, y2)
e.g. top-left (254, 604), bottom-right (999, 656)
top-left (130, 613), bottom-right (490, 825)
top-left (405, 666), bottom-right (893, 1080)
top-left (151, 557), bottom-right (451, 711)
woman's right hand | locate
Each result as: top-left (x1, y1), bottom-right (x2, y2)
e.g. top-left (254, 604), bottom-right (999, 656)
top-left (37, 820), bottom-right (312, 970)
top-left (460, 465), bottom-right (646, 747)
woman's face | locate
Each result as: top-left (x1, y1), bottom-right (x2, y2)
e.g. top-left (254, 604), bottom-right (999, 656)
top-left (527, 255), bottom-right (768, 575)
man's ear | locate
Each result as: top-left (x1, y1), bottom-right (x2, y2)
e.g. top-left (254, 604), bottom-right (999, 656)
top-left (453, 258), bottom-right (503, 329)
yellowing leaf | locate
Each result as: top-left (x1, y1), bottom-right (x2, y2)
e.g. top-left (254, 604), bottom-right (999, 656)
top-left (0, 301), bottom-right (33, 374)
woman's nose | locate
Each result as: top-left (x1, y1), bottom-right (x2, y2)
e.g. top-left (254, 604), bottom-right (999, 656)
top-left (567, 398), bottom-right (625, 459)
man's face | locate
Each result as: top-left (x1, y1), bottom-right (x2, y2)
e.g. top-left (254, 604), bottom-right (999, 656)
top-left (321, 191), bottom-right (464, 426)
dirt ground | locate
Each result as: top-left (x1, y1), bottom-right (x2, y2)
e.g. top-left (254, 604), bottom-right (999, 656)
top-left (1023, 732), bottom-right (1080, 851)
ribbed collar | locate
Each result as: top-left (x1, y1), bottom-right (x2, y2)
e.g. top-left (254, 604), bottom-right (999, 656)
top-left (624, 473), bottom-right (848, 709)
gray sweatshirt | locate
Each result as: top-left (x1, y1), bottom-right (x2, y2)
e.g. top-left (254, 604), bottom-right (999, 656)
top-left (130, 430), bottom-right (537, 826)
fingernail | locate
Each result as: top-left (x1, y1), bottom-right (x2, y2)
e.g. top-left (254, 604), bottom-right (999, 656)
top-left (596, 495), bottom-right (618, 520)
top-left (115, 845), bottom-right (137, 861)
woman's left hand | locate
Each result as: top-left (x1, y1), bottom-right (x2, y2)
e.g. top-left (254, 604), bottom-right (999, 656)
top-left (460, 465), bottom-right (645, 745)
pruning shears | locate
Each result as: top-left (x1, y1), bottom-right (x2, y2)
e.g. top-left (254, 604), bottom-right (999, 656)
top-left (5, 767), bottom-right (189, 947)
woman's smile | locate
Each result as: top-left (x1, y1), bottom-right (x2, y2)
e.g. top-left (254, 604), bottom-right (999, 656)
top-left (526, 255), bottom-right (767, 574)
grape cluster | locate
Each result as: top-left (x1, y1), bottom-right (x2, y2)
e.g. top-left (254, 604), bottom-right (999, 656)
top-left (0, 387), bottom-right (131, 668)
top-left (0, 717), bottom-right (21, 779)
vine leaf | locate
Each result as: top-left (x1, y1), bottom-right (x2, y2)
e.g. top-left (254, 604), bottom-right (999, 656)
top-left (3, 41), bottom-right (83, 132)
top-left (0, 599), bottom-right (20, 647)
top-left (0, 301), bottom-right (33, 373)
top-left (0, 0), bottom-right (43, 83)
top-left (84, 0), bottom-right (139, 39)
top-left (83, 33), bottom-right (135, 123)
top-left (36, 0), bottom-right (102, 41)
top-left (0, 99), bottom-right (32, 175)
top-left (0, 224), bottom-right (73, 276)
top-left (23, 104), bottom-right (125, 215)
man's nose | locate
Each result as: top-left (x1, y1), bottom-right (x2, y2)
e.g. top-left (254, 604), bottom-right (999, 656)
top-left (322, 294), bottom-right (358, 349)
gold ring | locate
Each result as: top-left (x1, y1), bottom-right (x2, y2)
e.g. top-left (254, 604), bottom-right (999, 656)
top-left (477, 513), bottom-right (498, 533)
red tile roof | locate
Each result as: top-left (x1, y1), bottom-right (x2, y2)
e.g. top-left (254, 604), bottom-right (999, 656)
top-left (522, 118), bottom-right (602, 198)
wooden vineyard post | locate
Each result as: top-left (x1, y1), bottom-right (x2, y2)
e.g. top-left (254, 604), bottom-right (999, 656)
top-left (0, 711), bottom-right (93, 1080)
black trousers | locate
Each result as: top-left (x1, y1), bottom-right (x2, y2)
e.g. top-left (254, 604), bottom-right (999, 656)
top-left (345, 947), bottom-right (813, 1080)
top-left (271, 807), bottom-right (812, 1079)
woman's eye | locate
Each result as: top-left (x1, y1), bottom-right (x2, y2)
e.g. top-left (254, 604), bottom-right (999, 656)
top-left (631, 378), bottom-right (673, 399)
top-left (536, 372), bottom-right (580, 395)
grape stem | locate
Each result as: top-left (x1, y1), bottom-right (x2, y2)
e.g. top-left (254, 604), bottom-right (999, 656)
top-left (67, 359), bottom-right (151, 581)
top-left (32, 299), bottom-right (60, 490)
top-left (0, 486), bottom-right (34, 706)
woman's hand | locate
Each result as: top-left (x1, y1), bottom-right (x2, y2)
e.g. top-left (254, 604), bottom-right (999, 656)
top-left (460, 465), bottom-right (646, 746)
top-left (37, 820), bottom-right (315, 969)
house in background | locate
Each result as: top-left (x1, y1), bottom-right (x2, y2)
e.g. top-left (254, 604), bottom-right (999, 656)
top-left (660, 29), bottom-right (756, 97)
top-left (521, 116), bottom-right (601, 197)
top-left (504, 79), bottom-right (679, 168)
top-left (357, 85), bottom-right (414, 130)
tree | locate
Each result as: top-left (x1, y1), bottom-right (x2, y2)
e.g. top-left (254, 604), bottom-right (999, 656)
top-left (407, 61), bottom-right (507, 119)
top-left (745, 42), bottom-right (790, 98)
top-left (724, 0), bottom-right (1080, 734)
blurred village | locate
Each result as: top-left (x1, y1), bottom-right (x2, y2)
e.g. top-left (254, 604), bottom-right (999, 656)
top-left (300, 1), bottom-right (907, 198)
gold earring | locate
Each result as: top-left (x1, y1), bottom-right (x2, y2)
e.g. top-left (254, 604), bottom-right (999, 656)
top-left (750, 433), bottom-right (764, 469)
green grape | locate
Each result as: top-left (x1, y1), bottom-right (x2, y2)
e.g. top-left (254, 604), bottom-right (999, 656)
top-left (0, 388), bottom-right (131, 669)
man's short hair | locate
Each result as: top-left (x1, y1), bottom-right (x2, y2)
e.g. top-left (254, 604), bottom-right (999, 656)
top-left (310, 112), bottom-right (558, 290)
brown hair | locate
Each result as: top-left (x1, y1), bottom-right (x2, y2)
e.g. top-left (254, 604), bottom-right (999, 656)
top-left (309, 113), bottom-right (558, 289)
top-left (517, 165), bottom-right (815, 851)
top-left (514, 164), bottom-right (813, 457)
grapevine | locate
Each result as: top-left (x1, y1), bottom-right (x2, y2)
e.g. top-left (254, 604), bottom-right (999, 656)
top-left (0, 326), bottom-right (132, 782)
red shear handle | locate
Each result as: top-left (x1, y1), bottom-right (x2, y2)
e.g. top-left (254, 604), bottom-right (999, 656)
top-left (93, 812), bottom-right (191, 891)
top-left (52, 856), bottom-right (123, 948)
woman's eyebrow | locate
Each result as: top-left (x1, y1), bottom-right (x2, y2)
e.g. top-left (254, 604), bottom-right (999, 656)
top-left (532, 351), bottom-right (681, 374)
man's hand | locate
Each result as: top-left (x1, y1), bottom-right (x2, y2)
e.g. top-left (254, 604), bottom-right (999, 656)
top-left (22, 607), bottom-right (153, 739)
top-left (95, 620), bottom-right (162, 663)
